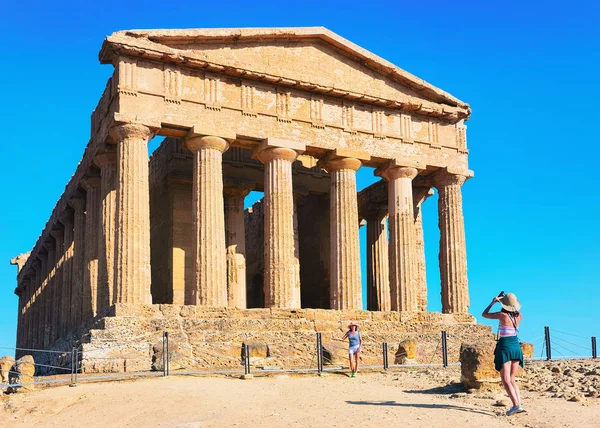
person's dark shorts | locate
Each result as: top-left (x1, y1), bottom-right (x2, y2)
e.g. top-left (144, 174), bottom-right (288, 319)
top-left (494, 336), bottom-right (524, 371)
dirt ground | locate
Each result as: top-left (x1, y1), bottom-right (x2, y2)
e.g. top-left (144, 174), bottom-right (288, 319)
top-left (2, 364), bottom-right (599, 428)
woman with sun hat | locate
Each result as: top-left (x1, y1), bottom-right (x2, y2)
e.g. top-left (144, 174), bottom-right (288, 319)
top-left (332, 321), bottom-right (362, 377)
top-left (482, 292), bottom-right (526, 416)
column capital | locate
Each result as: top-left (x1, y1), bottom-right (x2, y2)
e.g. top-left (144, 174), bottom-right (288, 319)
top-left (109, 123), bottom-right (153, 143)
top-left (256, 147), bottom-right (298, 164)
top-left (49, 227), bottom-right (64, 241)
top-left (223, 186), bottom-right (252, 198)
top-left (184, 135), bottom-right (229, 153)
top-left (434, 168), bottom-right (474, 188)
top-left (42, 239), bottom-right (55, 253)
top-left (94, 152), bottom-right (117, 168)
top-left (379, 165), bottom-right (418, 181)
top-left (317, 148), bottom-right (369, 172)
top-left (68, 196), bottom-right (86, 213)
top-left (81, 175), bottom-right (101, 190)
top-left (58, 209), bottom-right (74, 226)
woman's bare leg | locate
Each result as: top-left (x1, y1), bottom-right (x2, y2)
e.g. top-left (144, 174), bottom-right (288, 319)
top-left (510, 360), bottom-right (522, 405)
top-left (354, 351), bottom-right (360, 373)
top-left (348, 354), bottom-right (354, 373)
top-left (501, 362), bottom-right (519, 407)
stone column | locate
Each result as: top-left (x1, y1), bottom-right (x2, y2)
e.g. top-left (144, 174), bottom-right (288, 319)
top-left (110, 124), bottom-right (154, 305)
top-left (24, 277), bottom-right (33, 350)
top-left (58, 210), bottom-right (74, 338)
top-left (365, 206), bottom-right (390, 311)
top-left (413, 187), bottom-right (434, 312)
top-left (30, 260), bottom-right (40, 349)
top-left (50, 228), bottom-right (64, 343)
top-left (224, 186), bottom-right (251, 308)
top-left (82, 177), bottom-right (101, 322)
top-left (69, 197), bottom-right (86, 334)
top-left (184, 135), bottom-right (229, 306)
top-left (380, 165), bottom-right (419, 312)
top-left (42, 240), bottom-right (56, 347)
top-left (322, 157), bottom-right (363, 310)
top-left (291, 190), bottom-right (306, 310)
top-left (435, 170), bottom-right (470, 314)
top-left (16, 287), bottom-right (24, 354)
top-left (94, 152), bottom-right (117, 312)
top-left (256, 147), bottom-right (300, 308)
top-left (38, 252), bottom-right (49, 349)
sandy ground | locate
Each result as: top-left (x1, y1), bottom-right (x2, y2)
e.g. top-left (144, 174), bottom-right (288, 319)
top-left (2, 366), bottom-right (599, 428)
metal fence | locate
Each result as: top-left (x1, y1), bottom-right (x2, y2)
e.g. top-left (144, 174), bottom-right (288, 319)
top-left (1, 327), bottom-right (597, 390)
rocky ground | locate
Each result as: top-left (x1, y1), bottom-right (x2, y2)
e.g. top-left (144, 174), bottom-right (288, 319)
top-left (1, 358), bottom-right (598, 427)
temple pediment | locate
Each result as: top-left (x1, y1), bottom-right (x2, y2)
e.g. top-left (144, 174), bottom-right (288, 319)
top-left (100, 27), bottom-right (470, 120)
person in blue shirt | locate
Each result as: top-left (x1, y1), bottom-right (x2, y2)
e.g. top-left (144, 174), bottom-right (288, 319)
top-left (332, 322), bottom-right (363, 377)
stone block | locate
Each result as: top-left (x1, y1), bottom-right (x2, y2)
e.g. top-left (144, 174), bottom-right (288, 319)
top-left (459, 342), bottom-right (501, 390)
top-left (521, 342), bottom-right (534, 359)
top-left (8, 355), bottom-right (35, 392)
top-left (243, 342), bottom-right (270, 358)
top-left (0, 356), bottom-right (15, 384)
top-left (395, 340), bottom-right (417, 364)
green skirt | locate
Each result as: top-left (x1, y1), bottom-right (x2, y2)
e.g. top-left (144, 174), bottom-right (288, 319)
top-left (494, 336), bottom-right (524, 371)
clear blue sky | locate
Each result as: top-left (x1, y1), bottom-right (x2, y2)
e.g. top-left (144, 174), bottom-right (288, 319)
top-left (1, 1), bottom-right (598, 357)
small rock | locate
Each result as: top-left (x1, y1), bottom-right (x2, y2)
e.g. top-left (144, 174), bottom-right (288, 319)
top-left (467, 388), bottom-right (478, 394)
top-left (450, 392), bottom-right (467, 398)
top-left (494, 399), bottom-right (510, 407)
top-left (564, 369), bottom-right (573, 376)
top-left (568, 395), bottom-right (582, 402)
top-left (551, 366), bottom-right (560, 373)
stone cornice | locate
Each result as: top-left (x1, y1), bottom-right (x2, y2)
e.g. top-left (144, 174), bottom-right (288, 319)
top-left (99, 28), bottom-right (471, 122)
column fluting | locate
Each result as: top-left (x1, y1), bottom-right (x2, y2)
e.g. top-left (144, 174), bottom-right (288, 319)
top-left (435, 171), bottom-right (470, 314)
top-left (224, 187), bottom-right (250, 308)
top-left (94, 152), bottom-right (117, 312)
top-left (82, 177), bottom-right (101, 322)
top-left (42, 240), bottom-right (56, 348)
top-left (382, 166), bottom-right (419, 311)
top-left (256, 147), bottom-right (299, 308)
top-left (324, 157), bottom-right (363, 310)
top-left (50, 228), bottom-right (64, 343)
top-left (413, 187), bottom-right (433, 312)
top-left (69, 197), bottom-right (86, 333)
top-left (110, 124), bottom-right (154, 305)
top-left (366, 206), bottom-right (390, 311)
top-left (185, 135), bottom-right (229, 306)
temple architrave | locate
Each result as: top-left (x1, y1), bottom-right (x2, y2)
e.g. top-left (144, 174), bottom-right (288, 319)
top-left (11, 28), bottom-right (487, 371)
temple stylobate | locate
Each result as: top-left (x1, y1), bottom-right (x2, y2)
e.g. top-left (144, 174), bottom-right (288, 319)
top-left (11, 27), bottom-right (474, 356)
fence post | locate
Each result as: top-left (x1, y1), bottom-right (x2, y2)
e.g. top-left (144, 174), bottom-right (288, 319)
top-left (382, 343), bottom-right (389, 370)
top-left (316, 333), bottom-right (323, 374)
top-left (162, 331), bottom-right (167, 377)
top-left (544, 326), bottom-right (552, 361)
top-left (244, 344), bottom-right (251, 375)
top-left (165, 332), bottom-right (170, 376)
top-left (592, 337), bottom-right (597, 359)
top-left (441, 331), bottom-right (448, 368)
top-left (69, 347), bottom-right (76, 387)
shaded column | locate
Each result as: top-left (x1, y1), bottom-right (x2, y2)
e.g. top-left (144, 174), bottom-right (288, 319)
top-left (413, 187), bottom-right (434, 312)
top-left (110, 124), bottom-right (154, 304)
top-left (58, 210), bottom-right (74, 338)
top-left (322, 156), bottom-right (363, 310)
top-left (434, 170), bottom-right (470, 314)
top-left (50, 228), bottom-right (64, 343)
top-left (37, 252), bottom-right (49, 349)
top-left (184, 135), bottom-right (229, 306)
top-left (365, 206), bottom-right (390, 311)
top-left (69, 197), bottom-right (86, 334)
top-left (291, 190), bottom-right (307, 310)
top-left (256, 147), bottom-right (299, 308)
top-left (30, 260), bottom-right (41, 349)
top-left (224, 186), bottom-right (251, 308)
top-left (82, 176), bottom-right (101, 323)
top-left (380, 165), bottom-right (419, 311)
top-left (94, 152), bottom-right (117, 312)
top-left (42, 240), bottom-right (56, 347)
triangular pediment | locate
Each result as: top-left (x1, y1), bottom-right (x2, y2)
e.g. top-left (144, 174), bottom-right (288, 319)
top-left (100, 27), bottom-right (470, 119)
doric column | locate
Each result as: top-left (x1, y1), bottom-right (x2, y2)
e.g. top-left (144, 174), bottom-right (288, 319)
top-left (291, 189), bottom-right (307, 309)
top-left (30, 260), bottom-right (41, 349)
top-left (224, 186), bottom-right (251, 308)
top-left (58, 210), bottom-right (74, 338)
top-left (42, 240), bottom-right (56, 347)
top-left (434, 170), bottom-right (470, 314)
top-left (94, 151), bottom-right (117, 312)
top-left (183, 135), bottom-right (229, 306)
top-left (110, 124), bottom-right (154, 304)
top-left (37, 252), bottom-right (49, 349)
top-left (82, 176), bottom-right (101, 323)
top-left (24, 277), bottom-right (33, 350)
top-left (256, 147), bottom-right (300, 308)
top-left (50, 228), bottom-right (64, 343)
top-left (379, 164), bottom-right (419, 312)
top-left (365, 205), bottom-right (390, 311)
top-left (320, 156), bottom-right (364, 310)
top-left (413, 186), bottom-right (434, 312)
top-left (69, 197), bottom-right (86, 334)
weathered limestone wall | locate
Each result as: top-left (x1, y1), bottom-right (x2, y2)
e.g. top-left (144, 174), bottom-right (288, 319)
top-left (79, 305), bottom-right (492, 373)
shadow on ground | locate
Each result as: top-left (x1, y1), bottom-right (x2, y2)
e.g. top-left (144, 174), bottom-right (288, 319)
top-left (345, 400), bottom-right (496, 416)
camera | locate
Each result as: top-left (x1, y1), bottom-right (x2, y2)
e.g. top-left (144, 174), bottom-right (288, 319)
top-left (497, 291), bottom-right (505, 298)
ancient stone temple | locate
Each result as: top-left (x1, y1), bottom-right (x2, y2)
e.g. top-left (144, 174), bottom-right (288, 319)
top-left (11, 28), bottom-right (488, 371)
